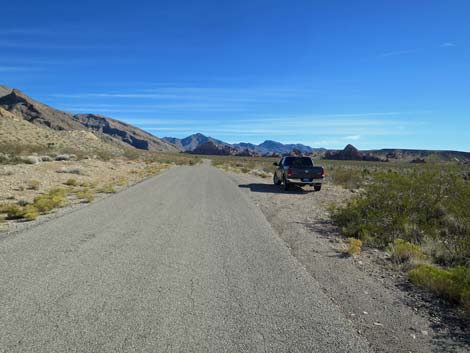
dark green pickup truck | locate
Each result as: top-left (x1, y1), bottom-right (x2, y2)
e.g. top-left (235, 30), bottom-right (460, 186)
top-left (273, 156), bottom-right (325, 191)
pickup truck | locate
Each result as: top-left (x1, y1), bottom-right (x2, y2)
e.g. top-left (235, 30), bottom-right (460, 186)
top-left (273, 156), bottom-right (325, 191)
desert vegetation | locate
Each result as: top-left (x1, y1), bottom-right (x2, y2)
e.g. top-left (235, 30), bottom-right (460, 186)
top-left (330, 164), bottom-right (470, 314)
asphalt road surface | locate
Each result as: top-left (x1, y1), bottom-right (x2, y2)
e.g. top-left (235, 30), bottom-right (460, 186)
top-left (0, 163), bottom-right (370, 353)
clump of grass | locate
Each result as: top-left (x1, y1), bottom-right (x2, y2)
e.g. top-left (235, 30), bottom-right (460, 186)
top-left (33, 188), bottom-right (68, 213)
top-left (116, 176), bottom-right (128, 186)
top-left (28, 179), bottom-right (41, 190)
top-left (345, 238), bottom-right (363, 256)
top-left (22, 205), bottom-right (39, 221)
top-left (409, 264), bottom-right (470, 313)
top-left (65, 178), bottom-right (78, 186)
top-left (389, 239), bottom-right (425, 264)
top-left (98, 184), bottom-right (116, 194)
top-left (76, 189), bottom-right (95, 203)
top-left (6, 204), bottom-right (24, 220)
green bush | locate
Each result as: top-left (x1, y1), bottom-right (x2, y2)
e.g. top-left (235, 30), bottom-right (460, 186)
top-left (409, 265), bottom-right (470, 311)
top-left (33, 188), bottom-right (68, 213)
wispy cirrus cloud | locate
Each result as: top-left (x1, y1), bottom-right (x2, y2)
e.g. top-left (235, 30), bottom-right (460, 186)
top-left (380, 49), bottom-right (419, 57)
top-left (441, 42), bottom-right (456, 47)
top-left (379, 41), bottom-right (457, 57)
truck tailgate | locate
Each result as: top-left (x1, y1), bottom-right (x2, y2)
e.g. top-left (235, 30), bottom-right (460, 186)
top-left (290, 166), bottom-right (324, 179)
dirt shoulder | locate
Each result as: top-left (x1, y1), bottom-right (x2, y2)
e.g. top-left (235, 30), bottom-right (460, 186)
top-left (226, 170), bottom-right (470, 353)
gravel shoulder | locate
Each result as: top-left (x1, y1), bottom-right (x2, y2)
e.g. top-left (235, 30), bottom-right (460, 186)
top-left (225, 170), bottom-right (470, 353)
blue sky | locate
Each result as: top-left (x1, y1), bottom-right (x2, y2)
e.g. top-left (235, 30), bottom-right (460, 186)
top-left (1, 0), bottom-right (469, 150)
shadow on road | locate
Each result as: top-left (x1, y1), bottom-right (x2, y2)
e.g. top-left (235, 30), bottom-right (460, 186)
top-left (238, 183), bottom-right (315, 194)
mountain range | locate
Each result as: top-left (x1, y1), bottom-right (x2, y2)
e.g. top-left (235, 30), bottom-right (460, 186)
top-left (1, 85), bottom-right (469, 162)
top-left (163, 134), bottom-right (325, 155)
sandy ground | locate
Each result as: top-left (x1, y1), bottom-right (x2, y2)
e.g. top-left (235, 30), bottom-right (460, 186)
top-left (226, 170), bottom-right (470, 353)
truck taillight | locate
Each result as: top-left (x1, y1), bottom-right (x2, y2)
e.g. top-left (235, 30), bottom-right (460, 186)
top-left (322, 168), bottom-right (326, 177)
top-left (287, 168), bottom-right (292, 177)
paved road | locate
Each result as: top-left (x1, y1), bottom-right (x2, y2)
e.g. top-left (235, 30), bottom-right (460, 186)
top-left (0, 163), bottom-right (370, 353)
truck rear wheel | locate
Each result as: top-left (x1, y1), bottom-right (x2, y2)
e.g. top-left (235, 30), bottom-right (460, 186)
top-left (314, 184), bottom-right (322, 192)
top-left (283, 177), bottom-right (290, 191)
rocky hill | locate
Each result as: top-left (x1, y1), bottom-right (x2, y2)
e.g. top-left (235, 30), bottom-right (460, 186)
top-left (0, 86), bottom-right (177, 153)
top-left (73, 114), bottom-right (177, 152)
top-left (0, 107), bottom-right (124, 157)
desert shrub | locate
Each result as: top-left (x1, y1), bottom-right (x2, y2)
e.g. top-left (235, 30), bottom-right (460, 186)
top-left (5, 205), bottom-right (24, 220)
top-left (389, 239), bottom-right (425, 264)
top-left (409, 265), bottom-right (470, 310)
top-left (33, 188), bottom-right (68, 213)
top-left (345, 238), bottom-right (362, 256)
top-left (22, 205), bottom-right (39, 221)
top-left (331, 167), bottom-right (470, 261)
top-left (98, 184), bottom-right (116, 194)
top-left (327, 167), bottom-right (366, 190)
top-left (123, 148), bottom-right (141, 160)
top-left (28, 179), bottom-right (41, 190)
top-left (76, 190), bottom-right (95, 203)
top-left (65, 178), bottom-right (78, 186)
top-left (95, 149), bottom-right (113, 161)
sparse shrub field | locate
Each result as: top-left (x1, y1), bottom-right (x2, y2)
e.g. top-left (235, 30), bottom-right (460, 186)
top-left (329, 163), bottom-right (470, 313)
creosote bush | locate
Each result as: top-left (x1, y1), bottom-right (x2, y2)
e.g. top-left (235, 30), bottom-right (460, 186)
top-left (409, 264), bottom-right (470, 314)
top-left (331, 167), bottom-right (470, 263)
top-left (331, 165), bottom-right (470, 312)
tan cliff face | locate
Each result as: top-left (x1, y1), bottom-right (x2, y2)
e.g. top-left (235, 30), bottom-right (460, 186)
top-left (0, 87), bottom-right (179, 153)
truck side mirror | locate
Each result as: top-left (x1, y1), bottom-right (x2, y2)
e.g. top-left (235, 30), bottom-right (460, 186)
top-left (273, 162), bottom-right (279, 166)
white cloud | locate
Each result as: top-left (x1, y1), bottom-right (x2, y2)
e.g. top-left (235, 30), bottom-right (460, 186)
top-left (441, 42), bottom-right (456, 47)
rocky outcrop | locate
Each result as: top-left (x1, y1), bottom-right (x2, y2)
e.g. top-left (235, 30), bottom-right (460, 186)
top-left (324, 144), bottom-right (386, 162)
top-left (0, 89), bottom-right (84, 131)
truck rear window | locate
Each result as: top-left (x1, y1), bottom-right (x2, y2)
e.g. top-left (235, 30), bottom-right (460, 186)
top-left (283, 157), bottom-right (314, 167)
